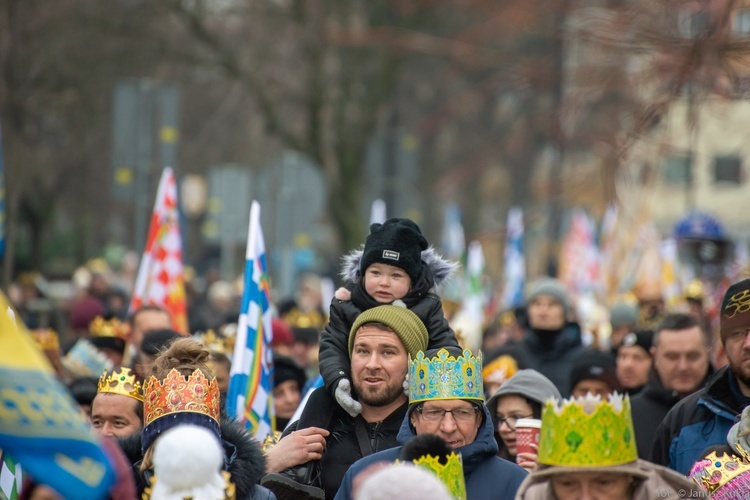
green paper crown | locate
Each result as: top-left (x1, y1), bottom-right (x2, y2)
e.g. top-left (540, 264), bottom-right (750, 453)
top-left (409, 348), bottom-right (483, 404)
top-left (413, 452), bottom-right (467, 500)
top-left (538, 393), bottom-right (637, 467)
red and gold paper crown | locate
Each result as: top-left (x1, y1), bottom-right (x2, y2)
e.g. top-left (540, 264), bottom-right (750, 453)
top-left (89, 316), bottom-right (129, 339)
top-left (143, 368), bottom-right (220, 427)
top-left (98, 367), bottom-right (144, 402)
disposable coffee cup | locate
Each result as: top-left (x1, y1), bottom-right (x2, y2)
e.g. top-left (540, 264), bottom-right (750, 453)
top-left (515, 418), bottom-right (542, 456)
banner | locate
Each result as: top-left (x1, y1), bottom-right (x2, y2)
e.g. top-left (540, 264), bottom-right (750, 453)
top-left (129, 167), bottom-right (188, 332)
top-left (227, 201), bottom-right (275, 441)
top-left (0, 293), bottom-right (114, 498)
top-left (500, 207), bottom-right (525, 309)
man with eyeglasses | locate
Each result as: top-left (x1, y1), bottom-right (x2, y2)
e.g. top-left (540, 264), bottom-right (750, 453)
top-left (651, 278), bottom-right (750, 473)
top-left (335, 347), bottom-right (527, 499)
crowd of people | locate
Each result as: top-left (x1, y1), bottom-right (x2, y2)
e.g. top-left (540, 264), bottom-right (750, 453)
top-left (11, 217), bottom-right (750, 499)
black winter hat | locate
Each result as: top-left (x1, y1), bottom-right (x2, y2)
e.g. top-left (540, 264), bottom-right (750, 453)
top-left (360, 218), bottom-right (428, 283)
top-left (273, 354), bottom-right (307, 391)
top-left (569, 349), bottom-right (620, 395)
top-left (721, 278), bottom-right (750, 341)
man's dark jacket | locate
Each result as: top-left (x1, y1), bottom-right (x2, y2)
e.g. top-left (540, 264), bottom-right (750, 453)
top-left (282, 386), bottom-right (408, 500)
top-left (650, 366), bottom-right (745, 474)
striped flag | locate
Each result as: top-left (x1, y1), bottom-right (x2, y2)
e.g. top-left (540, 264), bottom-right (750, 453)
top-left (0, 450), bottom-right (22, 500)
top-left (227, 201), bottom-right (275, 441)
top-left (500, 207), bottom-right (525, 309)
top-left (129, 167), bottom-right (188, 333)
top-left (559, 208), bottom-right (600, 293)
top-left (0, 292), bottom-right (115, 499)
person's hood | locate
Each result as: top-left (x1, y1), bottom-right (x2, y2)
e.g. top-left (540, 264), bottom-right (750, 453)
top-left (486, 369), bottom-right (561, 414)
top-left (396, 403), bottom-right (498, 475)
top-left (340, 246), bottom-right (458, 289)
top-left (118, 419), bottom-right (266, 499)
top-left (516, 459), bottom-right (706, 500)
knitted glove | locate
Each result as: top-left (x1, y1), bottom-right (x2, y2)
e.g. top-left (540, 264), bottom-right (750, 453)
top-left (334, 379), bottom-right (362, 417)
top-left (402, 371), bottom-right (410, 397)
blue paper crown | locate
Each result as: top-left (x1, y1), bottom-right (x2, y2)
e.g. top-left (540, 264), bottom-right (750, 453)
top-left (409, 348), bottom-right (483, 404)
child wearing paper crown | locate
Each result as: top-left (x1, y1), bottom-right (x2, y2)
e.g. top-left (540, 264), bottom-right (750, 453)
top-left (318, 217), bottom-right (461, 417)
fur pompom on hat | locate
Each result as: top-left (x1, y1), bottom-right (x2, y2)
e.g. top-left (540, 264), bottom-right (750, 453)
top-left (349, 303), bottom-right (428, 358)
top-left (360, 218), bottom-right (429, 283)
top-left (150, 424), bottom-right (228, 500)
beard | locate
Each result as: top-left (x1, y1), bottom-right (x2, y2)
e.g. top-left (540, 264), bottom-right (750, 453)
top-left (353, 371), bottom-right (406, 407)
top-left (730, 361), bottom-right (750, 389)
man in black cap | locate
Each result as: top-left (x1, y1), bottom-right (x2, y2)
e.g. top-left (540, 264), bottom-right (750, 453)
top-left (631, 313), bottom-right (711, 459)
top-left (569, 349), bottom-right (621, 398)
top-left (615, 329), bottom-right (654, 395)
top-left (651, 278), bottom-right (750, 473)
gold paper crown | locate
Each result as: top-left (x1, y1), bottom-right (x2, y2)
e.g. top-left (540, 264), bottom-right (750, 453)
top-left (281, 307), bottom-right (326, 330)
top-left (98, 367), bottom-right (144, 402)
top-left (89, 316), bottom-right (128, 339)
top-left (412, 453), bottom-right (467, 500)
top-left (142, 470), bottom-right (236, 500)
top-left (409, 349), bottom-right (483, 404)
top-left (194, 330), bottom-right (233, 356)
top-left (689, 447), bottom-right (750, 494)
top-left (30, 328), bottom-right (60, 351)
top-left (538, 393), bottom-right (637, 467)
top-left (143, 368), bottom-right (220, 427)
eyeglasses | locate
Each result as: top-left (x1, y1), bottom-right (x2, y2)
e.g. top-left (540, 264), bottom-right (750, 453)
top-left (416, 406), bottom-right (479, 422)
top-left (496, 414), bottom-right (534, 430)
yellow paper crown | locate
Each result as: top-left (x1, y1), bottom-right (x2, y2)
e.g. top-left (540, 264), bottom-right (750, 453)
top-left (689, 448), bottom-right (750, 494)
top-left (97, 367), bottom-right (144, 402)
top-left (412, 453), bottom-right (467, 500)
top-left (409, 349), bottom-right (483, 404)
top-left (89, 316), bottom-right (128, 339)
top-left (143, 368), bottom-right (220, 427)
top-left (538, 393), bottom-right (637, 467)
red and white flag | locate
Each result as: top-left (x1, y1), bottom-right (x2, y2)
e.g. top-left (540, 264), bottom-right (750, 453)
top-left (129, 167), bottom-right (188, 333)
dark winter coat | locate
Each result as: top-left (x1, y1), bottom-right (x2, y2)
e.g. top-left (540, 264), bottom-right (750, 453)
top-left (318, 247), bottom-right (460, 394)
top-left (650, 366), bottom-right (745, 474)
top-left (283, 387), bottom-right (408, 500)
top-left (631, 368), bottom-right (713, 459)
top-left (333, 404), bottom-right (527, 500)
top-left (509, 323), bottom-right (585, 396)
top-left (119, 419), bottom-right (275, 500)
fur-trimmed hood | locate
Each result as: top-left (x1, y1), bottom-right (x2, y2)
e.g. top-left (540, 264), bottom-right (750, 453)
top-left (117, 419), bottom-right (268, 499)
top-left (340, 246), bottom-right (458, 288)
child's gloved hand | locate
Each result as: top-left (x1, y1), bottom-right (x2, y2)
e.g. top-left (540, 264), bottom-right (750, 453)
top-left (334, 287), bottom-right (351, 301)
top-left (402, 372), bottom-right (410, 397)
top-left (334, 379), bottom-right (362, 417)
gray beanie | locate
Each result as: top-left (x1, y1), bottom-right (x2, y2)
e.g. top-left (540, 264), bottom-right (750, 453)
top-left (609, 302), bottom-right (638, 329)
top-left (486, 369), bottom-right (561, 413)
top-left (527, 278), bottom-right (568, 310)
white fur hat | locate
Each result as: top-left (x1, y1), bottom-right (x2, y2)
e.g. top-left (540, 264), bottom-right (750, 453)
top-left (150, 424), bottom-right (227, 500)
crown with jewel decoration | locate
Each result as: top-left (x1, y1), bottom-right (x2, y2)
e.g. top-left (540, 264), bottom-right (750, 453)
top-left (143, 368), bottom-right (220, 427)
top-left (409, 349), bottom-right (483, 404)
top-left (98, 367), bottom-right (144, 402)
top-left (688, 446), bottom-right (750, 495)
top-left (538, 393), bottom-right (637, 467)
top-left (411, 452), bottom-right (467, 500)
top-left (89, 316), bottom-right (128, 339)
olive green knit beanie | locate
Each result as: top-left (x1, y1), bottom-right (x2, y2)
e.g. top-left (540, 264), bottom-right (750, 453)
top-left (348, 304), bottom-right (429, 358)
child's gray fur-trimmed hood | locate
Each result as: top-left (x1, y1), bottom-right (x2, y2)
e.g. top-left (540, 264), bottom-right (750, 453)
top-left (340, 246), bottom-right (459, 288)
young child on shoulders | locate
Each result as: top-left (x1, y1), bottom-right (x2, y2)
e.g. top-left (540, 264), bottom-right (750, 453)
top-left (318, 217), bottom-right (460, 416)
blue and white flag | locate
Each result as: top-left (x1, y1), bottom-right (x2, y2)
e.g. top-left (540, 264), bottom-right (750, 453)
top-left (501, 207), bottom-right (525, 308)
top-left (227, 201), bottom-right (275, 441)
